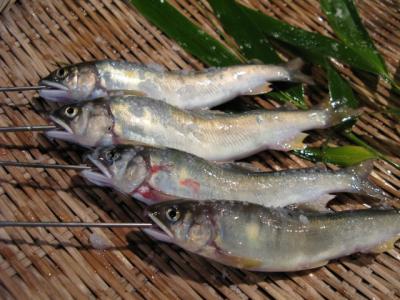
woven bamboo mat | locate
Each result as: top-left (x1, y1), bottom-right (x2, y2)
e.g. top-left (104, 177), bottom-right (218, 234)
top-left (0, 0), bottom-right (399, 299)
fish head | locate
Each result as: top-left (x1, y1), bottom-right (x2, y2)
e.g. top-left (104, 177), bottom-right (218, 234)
top-left (39, 62), bottom-right (106, 102)
top-left (146, 201), bottom-right (214, 251)
top-left (47, 101), bottom-right (113, 147)
top-left (81, 145), bottom-right (149, 193)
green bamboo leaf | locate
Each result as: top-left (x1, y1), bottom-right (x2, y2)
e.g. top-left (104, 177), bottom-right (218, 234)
top-left (320, 0), bottom-right (388, 78)
top-left (129, 0), bottom-right (240, 67)
top-left (268, 85), bottom-right (308, 110)
top-left (325, 62), bottom-right (358, 109)
top-left (208, 0), bottom-right (306, 108)
top-left (239, 4), bottom-right (384, 76)
top-left (294, 145), bottom-right (377, 166)
top-left (343, 131), bottom-right (400, 169)
top-left (208, 0), bottom-right (280, 63)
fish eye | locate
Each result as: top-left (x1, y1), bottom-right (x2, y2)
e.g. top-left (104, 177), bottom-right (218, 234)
top-left (64, 106), bottom-right (78, 118)
top-left (166, 207), bottom-right (180, 222)
top-left (56, 68), bottom-right (68, 79)
top-left (104, 149), bottom-right (120, 162)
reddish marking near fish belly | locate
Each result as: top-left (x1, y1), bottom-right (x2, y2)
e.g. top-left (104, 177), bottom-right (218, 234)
top-left (180, 179), bottom-right (200, 193)
top-left (150, 164), bottom-right (171, 174)
top-left (133, 185), bottom-right (175, 202)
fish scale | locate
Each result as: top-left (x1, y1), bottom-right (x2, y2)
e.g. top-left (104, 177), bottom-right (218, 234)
top-left (48, 95), bottom-right (358, 161)
top-left (81, 145), bottom-right (389, 208)
top-left (39, 59), bottom-right (313, 108)
top-left (146, 200), bottom-right (400, 272)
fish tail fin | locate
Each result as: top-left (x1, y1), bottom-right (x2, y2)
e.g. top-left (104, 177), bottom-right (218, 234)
top-left (324, 105), bottom-right (362, 127)
top-left (285, 58), bottom-right (314, 85)
top-left (346, 160), bottom-right (391, 201)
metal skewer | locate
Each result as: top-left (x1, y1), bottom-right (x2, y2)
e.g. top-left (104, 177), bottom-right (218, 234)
top-left (0, 160), bottom-right (91, 170)
top-left (0, 85), bottom-right (49, 92)
top-left (0, 221), bottom-right (153, 228)
top-left (0, 125), bottom-right (57, 132)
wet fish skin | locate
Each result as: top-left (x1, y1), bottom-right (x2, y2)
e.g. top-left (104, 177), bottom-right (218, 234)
top-left (81, 145), bottom-right (389, 207)
top-left (48, 96), bottom-right (357, 161)
top-left (146, 200), bottom-right (400, 272)
top-left (39, 59), bottom-right (312, 108)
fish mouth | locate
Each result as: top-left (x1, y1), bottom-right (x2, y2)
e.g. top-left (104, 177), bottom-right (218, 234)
top-left (80, 155), bottom-right (113, 187)
top-left (39, 80), bottom-right (72, 102)
top-left (143, 213), bottom-right (174, 243)
top-left (45, 115), bottom-right (76, 142)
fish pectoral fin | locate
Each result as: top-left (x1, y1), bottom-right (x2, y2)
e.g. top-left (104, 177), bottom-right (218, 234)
top-left (246, 82), bottom-right (272, 95)
top-left (285, 133), bottom-right (308, 150)
top-left (369, 237), bottom-right (399, 254)
top-left (194, 109), bottom-right (227, 116)
top-left (215, 250), bottom-right (263, 269)
top-left (119, 139), bottom-right (167, 149)
top-left (217, 161), bottom-right (265, 173)
top-left (108, 90), bottom-right (147, 97)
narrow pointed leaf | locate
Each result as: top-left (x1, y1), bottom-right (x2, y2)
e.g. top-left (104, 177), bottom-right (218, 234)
top-left (208, 0), bottom-right (280, 63)
top-left (208, 0), bottom-right (306, 108)
top-left (268, 85), bottom-right (308, 109)
top-left (294, 145), bottom-right (377, 166)
top-left (129, 0), bottom-right (240, 66)
top-left (326, 62), bottom-right (358, 109)
top-left (239, 4), bottom-right (384, 76)
top-left (320, 0), bottom-right (388, 78)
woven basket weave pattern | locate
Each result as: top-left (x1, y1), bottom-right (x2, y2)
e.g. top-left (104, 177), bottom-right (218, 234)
top-left (0, 0), bottom-right (398, 299)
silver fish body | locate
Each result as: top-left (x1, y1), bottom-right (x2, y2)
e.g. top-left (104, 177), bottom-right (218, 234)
top-left (81, 145), bottom-right (389, 207)
top-left (48, 96), bottom-right (355, 161)
top-left (39, 59), bottom-right (312, 108)
top-left (146, 200), bottom-right (400, 272)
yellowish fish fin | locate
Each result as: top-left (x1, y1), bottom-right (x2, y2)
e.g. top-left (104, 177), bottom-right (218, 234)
top-left (285, 132), bottom-right (308, 150)
top-left (117, 138), bottom-right (166, 150)
top-left (108, 90), bottom-right (147, 97)
top-left (218, 162), bottom-right (265, 173)
top-left (248, 58), bottom-right (264, 65)
top-left (215, 250), bottom-right (263, 269)
top-left (246, 82), bottom-right (272, 96)
top-left (194, 109), bottom-right (227, 116)
top-left (370, 237), bottom-right (398, 254)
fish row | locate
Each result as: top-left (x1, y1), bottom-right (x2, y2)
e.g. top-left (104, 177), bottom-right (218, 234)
top-left (7, 59), bottom-right (398, 272)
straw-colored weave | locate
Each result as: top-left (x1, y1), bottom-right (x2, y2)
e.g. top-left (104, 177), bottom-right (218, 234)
top-left (0, 0), bottom-right (15, 13)
top-left (0, 0), bottom-right (399, 299)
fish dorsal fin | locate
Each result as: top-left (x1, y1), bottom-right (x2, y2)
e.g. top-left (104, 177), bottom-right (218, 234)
top-left (247, 58), bottom-right (264, 65)
top-left (146, 63), bottom-right (166, 72)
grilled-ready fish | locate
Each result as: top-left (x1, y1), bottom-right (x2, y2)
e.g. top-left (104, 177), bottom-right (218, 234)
top-left (47, 96), bottom-right (357, 161)
top-left (145, 200), bottom-right (400, 272)
top-left (81, 145), bottom-right (389, 207)
top-left (39, 59), bottom-right (312, 108)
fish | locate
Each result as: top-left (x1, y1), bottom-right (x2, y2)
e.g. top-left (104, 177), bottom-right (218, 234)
top-left (47, 95), bottom-right (358, 161)
top-left (38, 59), bottom-right (313, 108)
top-left (81, 145), bottom-right (389, 207)
top-left (145, 200), bottom-right (400, 272)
